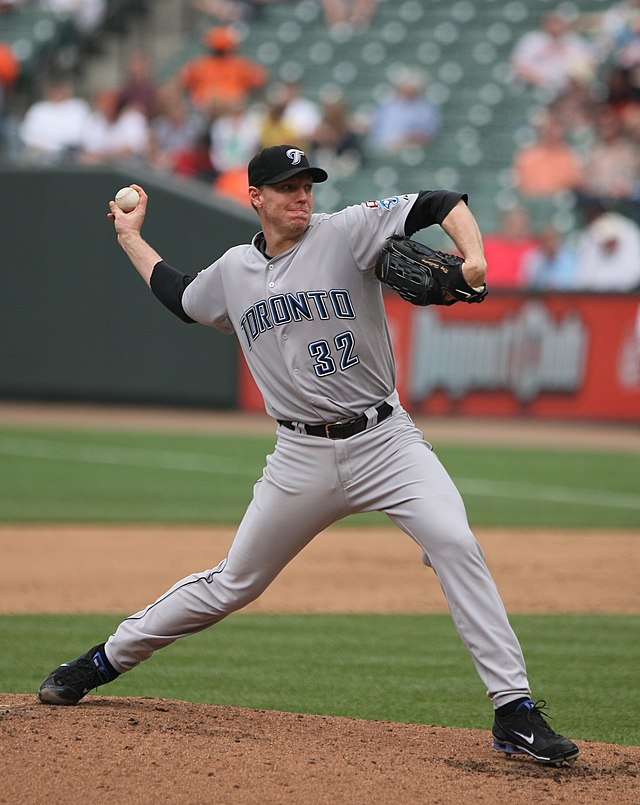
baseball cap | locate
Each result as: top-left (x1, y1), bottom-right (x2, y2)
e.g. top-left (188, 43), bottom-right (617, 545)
top-left (248, 145), bottom-right (328, 187)
top-left (204, 26), bottom-right (238, 51)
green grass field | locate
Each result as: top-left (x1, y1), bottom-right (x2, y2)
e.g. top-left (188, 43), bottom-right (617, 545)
top-left (1, 612), bottom-right (638, 745)
top-left (0, 425), bottom-right (639, 526)
top-left (1, 422), bottom-right (638, 746)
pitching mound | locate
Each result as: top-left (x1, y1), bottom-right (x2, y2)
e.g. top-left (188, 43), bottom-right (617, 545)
top-left (1, 694), bottom-right (638, 804)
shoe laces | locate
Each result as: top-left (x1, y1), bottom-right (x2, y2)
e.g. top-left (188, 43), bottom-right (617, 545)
top-left (58, 655), bottom-right (103, 690)
top-left (516, 699), bottom-right (559, 737)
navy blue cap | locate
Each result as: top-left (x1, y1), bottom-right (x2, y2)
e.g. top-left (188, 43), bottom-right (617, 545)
top-left (248, 145), bottom-right (328, 187)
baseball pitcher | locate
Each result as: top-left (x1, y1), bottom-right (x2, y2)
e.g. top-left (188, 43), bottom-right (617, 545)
top-left (38, 145), bottom-right (579, 767)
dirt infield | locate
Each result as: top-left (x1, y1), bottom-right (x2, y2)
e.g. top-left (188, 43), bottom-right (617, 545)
top-left (1, 693), bottom-right (638, 805)
top-left (1, 404), bottom-right (638, 803)
top-left (1, 524), bottom-right (639, 615)
top-left (2, 524), bottom-right (638, 804)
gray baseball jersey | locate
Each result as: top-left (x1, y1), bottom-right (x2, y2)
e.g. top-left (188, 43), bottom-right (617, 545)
top-left (181, 195), bottom-right (413, 421)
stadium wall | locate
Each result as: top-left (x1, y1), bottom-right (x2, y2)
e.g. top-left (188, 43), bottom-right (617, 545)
top-left (0, 166), bottom-right (256, 407)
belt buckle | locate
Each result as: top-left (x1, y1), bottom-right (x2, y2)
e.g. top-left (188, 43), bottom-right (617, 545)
top-left (325, 421), bottom-right (340, 438)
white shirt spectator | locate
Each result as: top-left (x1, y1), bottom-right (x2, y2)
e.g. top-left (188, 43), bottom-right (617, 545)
top-left (19, 79), bottom-right (90, 159)
top-left (574, 212), bottom-right (640, 290)
top-left (279, 81), bottom-right (321, 140)
top-left (78, 91), bottom-right (149, 163)
top-left (511, 11), bottom-right (598, 93)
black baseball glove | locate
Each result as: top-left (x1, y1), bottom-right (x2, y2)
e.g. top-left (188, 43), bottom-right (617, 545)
top-left (374, 235), bottom-right (488, 306)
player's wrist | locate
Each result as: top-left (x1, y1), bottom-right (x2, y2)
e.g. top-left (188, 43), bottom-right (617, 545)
top-left (461, 261), bottom-right (487, 288)
top-left (117, 231), bottom-right (147, 256)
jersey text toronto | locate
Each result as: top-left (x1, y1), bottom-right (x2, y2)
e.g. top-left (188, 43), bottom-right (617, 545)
top-left (239, 289), bottom-right (356, 348)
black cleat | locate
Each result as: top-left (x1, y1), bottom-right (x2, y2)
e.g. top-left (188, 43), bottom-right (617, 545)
top-left (38, 644), bottom-right (119, 705)
top-left (492, 699), bottom-right (579, 767)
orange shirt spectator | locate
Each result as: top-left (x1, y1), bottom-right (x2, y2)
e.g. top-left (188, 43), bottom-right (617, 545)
top-left (0, 42), bottom-right (19, 155)
top-left (0, 43), bottom-right (19, 86)
top-left (512, 115), bottom-right (583, 196)
top-left (180, 26), bottom-right (267, 112)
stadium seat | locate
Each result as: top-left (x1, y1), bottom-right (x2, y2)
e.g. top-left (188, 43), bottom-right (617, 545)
top-left (147, 0), bottom-right (615, 231)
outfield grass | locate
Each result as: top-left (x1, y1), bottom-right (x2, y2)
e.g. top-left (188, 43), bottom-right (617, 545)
top-left (1, 424), bottom-right (638, 748)
top-left (0, 426), bottom-right (638, 526)
top-left (2, 613), bottom-right (638, 746)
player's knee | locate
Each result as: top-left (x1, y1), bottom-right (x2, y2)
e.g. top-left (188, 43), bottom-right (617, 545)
top-left (427, 526), bottom-right (483, 563)
top-left (214, 575), bottom-right (267, 613)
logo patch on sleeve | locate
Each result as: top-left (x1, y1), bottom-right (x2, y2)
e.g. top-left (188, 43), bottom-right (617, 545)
top-left (377, 196), bottom-right (399, 210)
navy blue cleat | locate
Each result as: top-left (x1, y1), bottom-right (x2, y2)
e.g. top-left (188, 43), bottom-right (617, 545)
top-left (38, 644), bottom-right (119, 705)
top-left (492, 699), bottom-right (579, 767)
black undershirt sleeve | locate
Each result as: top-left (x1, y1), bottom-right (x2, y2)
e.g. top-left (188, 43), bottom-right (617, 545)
top-left (403, 190), bottom-right (469, 237)
top-left (149, 260), bottom-right (196, 323)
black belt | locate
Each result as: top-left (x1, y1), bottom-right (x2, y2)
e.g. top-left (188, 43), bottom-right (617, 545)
top-left (278, 401), bottom-right (393, 440)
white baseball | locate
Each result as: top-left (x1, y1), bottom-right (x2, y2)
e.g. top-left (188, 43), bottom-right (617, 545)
top-left (114, 186), bottom-right (140, 213)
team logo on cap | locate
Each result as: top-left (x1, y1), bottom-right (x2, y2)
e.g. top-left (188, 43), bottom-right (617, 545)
top-left (286, 148), bottom-right (305, 165)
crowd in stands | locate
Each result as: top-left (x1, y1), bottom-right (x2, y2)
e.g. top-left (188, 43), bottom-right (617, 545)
top-left (1, 1), bottom-right (640, 290)
top-left (1, 0), bottom-right (107, 38)
top-left (489, 3), bottom-right (640, 290)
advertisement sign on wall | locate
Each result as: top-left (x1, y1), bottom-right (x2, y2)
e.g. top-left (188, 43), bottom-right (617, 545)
top-left (240, 293), bottom-right (640, 422)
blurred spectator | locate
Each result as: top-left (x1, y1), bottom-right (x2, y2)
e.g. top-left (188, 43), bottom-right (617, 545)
top-left (208, 98), bottom-right (260, 172)
top-left (482, 208), bottom-right (538, 288)
top-left (574, 211), bottom-right (640, 290)
top-left (278, 80), bottom-right (321, 142)
top-left (118, 50), bottom-right (160, 121)
top-left (546, 77), bottom-right (600, 156)
top-left (523, 226), bottom-right (578, 290)
top-left (603, 64), bottom-right (640, 134)
top-left (39, 0), bottom-right (107, 39)
top-left (603, 0), bottom-right (640, 68)
top-left (309, 88), bottom-right (362, 177)
top-left (77, 88), bottom-right (149, 165)
top-left (148, 84), bottom-right (204, 172)
top-left (605, 67), bottom-right (640, 122)
top-left (173, 130), bottom-right (218, 183)
top-left (619, 93), bottom-right (640, 142)
top-left (512, 113), bottom-right (583, 197)
top-left (0, 42), bottom-right (19, 156)
top-left (322, 0), bottom-right (378, 30)
top-left (0, 44), bottom-right (18, 85)
top-left (18, 75), bottom-right (91, 163)
top-left (510, 10), bottom-right (598, 96)
top-left (179, 26), bottom-right (267, 113)
top-left (367, 68), bottom-right (440, 153)
top-left (258, 87), bottom-right (301, 149)
top-left (577, 0), bottom-right (640, 69)
top-left (577, 110), bottom-right (640, 206)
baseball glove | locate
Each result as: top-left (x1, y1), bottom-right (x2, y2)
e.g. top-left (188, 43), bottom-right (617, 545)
top-left (374, 235), bottom-right (488, 306)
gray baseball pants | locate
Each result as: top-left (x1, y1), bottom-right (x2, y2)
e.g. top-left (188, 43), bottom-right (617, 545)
top-left (105, 406), bottom-right (530, 708)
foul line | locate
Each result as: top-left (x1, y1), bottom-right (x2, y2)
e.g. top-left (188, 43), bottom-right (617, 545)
top-left (458, 477), bottom-right (640, 511)
top-left (0, 436), bottom-right (639, 510)
top-left (0, 436), bottom-right (258, 477)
